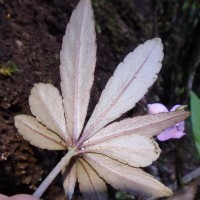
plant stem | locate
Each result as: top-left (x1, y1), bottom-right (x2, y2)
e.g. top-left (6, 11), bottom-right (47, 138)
top-left (32, 148), bottom-right (77, 199)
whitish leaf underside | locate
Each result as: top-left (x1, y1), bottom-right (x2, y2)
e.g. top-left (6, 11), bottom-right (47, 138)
top-left (84, 111), bottom-right (190, 145)
top-left (77, 158), bottom-right (108, 200)
top-left (81, 38), bottom-right (164, 143)
top-left (60, 0), bottom-right (96, 143)
top-left (62, 161), bottom-right (77, 200)
top-left (84, 153), bottom-right (172, 198)
top-left (29, 83), bottom-right (69, 143)
top-left (14, 115), bottom-right (67, 150)
top-left (85, 134), bottom-right (160, 167)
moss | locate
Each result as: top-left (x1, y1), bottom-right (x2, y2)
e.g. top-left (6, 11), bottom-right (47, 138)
top-left (0, 61), bottom-right (18, 76)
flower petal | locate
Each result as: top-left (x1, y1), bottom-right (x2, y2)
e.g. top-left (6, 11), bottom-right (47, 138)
top-left (29, 83), bottom-right (68, 143)
top-left (14, 115), bottom-right (67, 150)
top-left (84, 153), bottom-right (172, 198)
top-left (80, 38), bottom-right (164, 143)
top-left (77, 158), bottom-right (108, 200)
top-left (177, 121), bottom-right (185, 132)
top-left (84, 134), bottom-right (160, 167)
top-left (60, 0), bottom-right (96, 142)
top-left (147, 103), bottom-right (168, 114)
top-left (157, 127), bottom-right (186, 141)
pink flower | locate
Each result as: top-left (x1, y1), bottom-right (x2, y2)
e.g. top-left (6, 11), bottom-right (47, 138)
top-left (147, 103), bottom-right (186, 141)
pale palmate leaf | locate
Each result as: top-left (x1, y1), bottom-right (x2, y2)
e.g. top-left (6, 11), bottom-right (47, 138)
top-left (60, 0), bottom-right (96, 142)
top-left (77, 158), bottom-right (108, 200)
top-left (29, 83), bottom-right (69, 143)
top-left (81, 38), bottom-right (164, 142)
top-left (62, 161), bottom-right (77, 200)
top-left (14, 115), bottom-right (67, 150)
top-left (84, 153), bottom-right (172, 198)
top-left (13, 0), bottom-right (191, 199)
top-left (84, 134), bottom-right (160, 167)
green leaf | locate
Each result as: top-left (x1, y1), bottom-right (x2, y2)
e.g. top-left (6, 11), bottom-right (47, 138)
top-left (190, 91), bottom-right (200, 156)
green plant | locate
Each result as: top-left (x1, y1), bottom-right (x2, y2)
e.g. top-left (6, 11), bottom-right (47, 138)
top-left (190, 91), bottom-right (200, 156)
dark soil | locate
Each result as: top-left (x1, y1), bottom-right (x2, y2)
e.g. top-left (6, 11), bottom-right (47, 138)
top-left (0, 0), bottom-right (200, 199)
